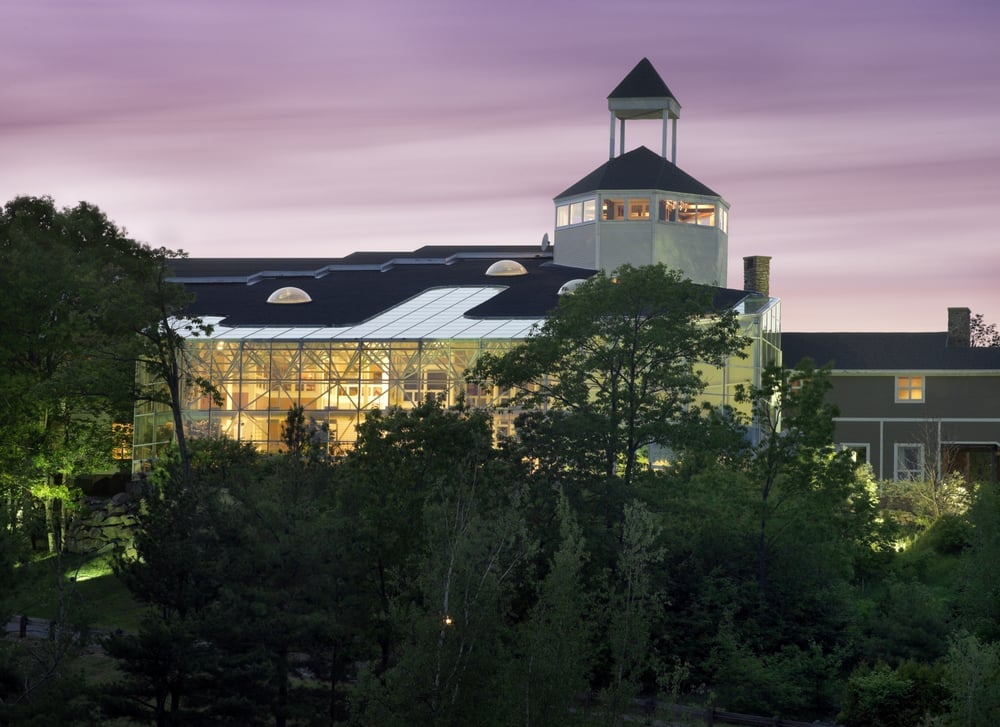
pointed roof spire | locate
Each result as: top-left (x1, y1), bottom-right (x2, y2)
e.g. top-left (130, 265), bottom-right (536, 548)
top-left (607, 58), bottom-right (681, 161)
top-left (608, 57), bottom-right (678, 103)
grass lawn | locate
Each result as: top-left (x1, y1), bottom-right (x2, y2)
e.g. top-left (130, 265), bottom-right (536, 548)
top-left (8, 552), bottom-right (146, 632)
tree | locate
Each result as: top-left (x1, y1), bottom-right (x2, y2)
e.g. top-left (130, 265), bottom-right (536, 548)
top-left (471, 264), bottom-right (745, 490)
top-left (104, 439), bottom-right (251, 725)
top-left (971, 313), bottom-right (1000, 348)
top-left (504, 492), bottom-right (594, 726)
top-left (343, 399), bottom-right (531, 725)
top-left (738, 361), bottom-right (872, 599)
top-left (0, 196), bottom-right (157, 550)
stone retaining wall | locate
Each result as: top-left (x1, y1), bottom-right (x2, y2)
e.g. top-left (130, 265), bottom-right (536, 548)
top-left (64, 492), bottom-right (139, 558)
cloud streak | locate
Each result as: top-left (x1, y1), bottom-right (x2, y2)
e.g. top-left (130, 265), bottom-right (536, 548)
top-left (1, 0), bottom-right (997, 331)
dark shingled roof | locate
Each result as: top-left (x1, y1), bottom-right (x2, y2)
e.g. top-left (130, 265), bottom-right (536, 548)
top-left (555, 146), bottom-right (720, 200)
top-left (168, 245), bottom-right (750, 329)
top-left (608, 57), bottom-right (677, 102)
top-left (783, 332), bottom-right (1000, 371)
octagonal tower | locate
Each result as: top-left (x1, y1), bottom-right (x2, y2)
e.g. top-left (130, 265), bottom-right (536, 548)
top-left (553, 58), bottom-right (729, 286)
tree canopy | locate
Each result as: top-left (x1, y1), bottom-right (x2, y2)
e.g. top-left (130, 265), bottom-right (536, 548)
top-left (471, 263), bottom-right (746, 488)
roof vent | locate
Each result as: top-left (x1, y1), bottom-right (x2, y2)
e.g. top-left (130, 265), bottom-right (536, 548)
top-left (266, 286), bottom-right (312, 304)
top-left (485, 260), bottom-right (528, 277)
top-left (558, 278), bottom-right (589, 295)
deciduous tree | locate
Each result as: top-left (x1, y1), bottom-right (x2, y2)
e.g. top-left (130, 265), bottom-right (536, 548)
top-left (471, 264), bottom-right (745, 490)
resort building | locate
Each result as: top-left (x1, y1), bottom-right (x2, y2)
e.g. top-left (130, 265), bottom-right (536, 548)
top-left (131, 59), bottom-right (781, 471)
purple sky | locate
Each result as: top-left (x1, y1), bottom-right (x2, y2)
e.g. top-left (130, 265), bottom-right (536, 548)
top-left (2, 0), bottom-right (998, 332)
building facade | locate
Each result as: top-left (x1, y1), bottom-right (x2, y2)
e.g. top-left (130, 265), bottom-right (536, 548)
top-left (783, 308), bottom-right (1000, 484)
top-left (130, 59), bottom-right (781, 472)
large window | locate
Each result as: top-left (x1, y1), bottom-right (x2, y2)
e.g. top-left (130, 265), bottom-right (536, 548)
top-left (678, 202), bottom-right (716, 226)
top-left (628, 198), bottom-right (650, 220)
top-left (895, 375), bottom-right (924, 402)
top-left (895, 443), bottom-right (924, 481)
top-left (602, 198), bottom-right (625, 220)
top-left (556, 198), bottom-right (597, 228)
top-left (657, 198), bottom-right (721, 228)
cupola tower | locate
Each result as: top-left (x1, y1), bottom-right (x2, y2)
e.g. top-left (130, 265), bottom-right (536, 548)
top-left (552, 58), bottom-right (729, 286)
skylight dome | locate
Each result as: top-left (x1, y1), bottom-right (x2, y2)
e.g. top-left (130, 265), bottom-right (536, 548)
top-left (485, 260), bottom-right (528, 277)
top-left (266, 286), bottom-right (312, 304)
top-left (557, 278), bottom-right (589, 295)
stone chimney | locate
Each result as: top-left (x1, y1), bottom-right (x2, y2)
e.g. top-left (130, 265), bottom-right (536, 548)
top-left (947, 307), bottom-right (971, 348)
top-left (743, 256), bottom-right (772, 296)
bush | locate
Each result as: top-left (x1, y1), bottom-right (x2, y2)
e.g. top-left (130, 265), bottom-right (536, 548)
top-left (923, 514), bottom-right (972, 556)
top-left (838, 660), bottom-right (946, 726)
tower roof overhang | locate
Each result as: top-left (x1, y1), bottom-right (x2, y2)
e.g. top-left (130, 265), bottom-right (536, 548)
top-left (555, 146), bottom-right (721, 200)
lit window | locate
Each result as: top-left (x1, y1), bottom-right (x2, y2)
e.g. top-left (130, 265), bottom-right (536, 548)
top-left (556, 198), bottom-right (596, 228)
top-left (895, 443), bottom-right (924, 480)
top-left (602, 198), bottom-right (625, 221)
top-left (658, 199), bottom-right (678, 222)
top-left (556, 204), bottom-right (569, 228)
top-left (720, 207), bottom-right (729, 233)
top-left (896, 376), bottom-right (924, 402)
top-left (628, 198), bottom-right (650, 220)
top-left (678, 202), bottom-right (716, 225)
top-left (112, 422), bottom-right (133, 460)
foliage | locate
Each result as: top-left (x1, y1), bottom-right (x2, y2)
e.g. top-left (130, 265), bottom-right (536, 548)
top-left (503, 492), bottom-right (594, 726)
top-left (970, 313), bottom-right (1000, 348)
top-left (958, 480), bottom-right (1000, 639)
top-left (939, 632), bottom-right (1000, 726)
top-left (471, 263), bottom-right (745, 489)
top-left (851, 576), bottom-right (952, 666)
top-left (0, 195), bottom-right (195, 552)
top-left (599, 499), bottom-right (667, 717)
top-left (348, 399), bottom-right (531, 725)
top-left (838, 659), bottom-right (947, 726)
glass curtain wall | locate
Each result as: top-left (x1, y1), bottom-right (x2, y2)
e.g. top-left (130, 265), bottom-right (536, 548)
top-left (132, 307), bottom-right (778, 472)
top-left (133, 339), bottom-right (520, 472)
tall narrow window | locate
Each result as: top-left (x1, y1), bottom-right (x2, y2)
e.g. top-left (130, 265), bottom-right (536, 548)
top-left (895, 443), bottom-right (924, 480)
top-left (896, 375), bottom-right (924, 402)
top-left (556, 204), bottom-right (569, 228)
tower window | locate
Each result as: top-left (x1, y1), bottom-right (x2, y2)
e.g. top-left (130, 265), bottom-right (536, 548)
top-left (555, 198), bottom-right (597, 228)
top-left (658, 199), bottom-right (678, 222)
top-left (628, 198), bottom-right (650, 220)
top-left (602, 198), bottom-right (625, 220)
top-left (678, 202), bottom-right (716, 226)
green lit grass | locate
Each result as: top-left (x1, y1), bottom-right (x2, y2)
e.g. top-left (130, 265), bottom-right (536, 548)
top-left (8, 552), bottom-right (146, 632)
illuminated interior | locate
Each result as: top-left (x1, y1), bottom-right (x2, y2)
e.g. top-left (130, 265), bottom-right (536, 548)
top-left (555, 198), bottom-right (598, 228)
top-left (131, 297), bottom-right (780, 470)
top-left (896, 375), bottom-right (924, 402)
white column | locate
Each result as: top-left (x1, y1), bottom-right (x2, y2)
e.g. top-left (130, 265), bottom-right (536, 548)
top-left (609, 111), bottom-right (616, 159)
top-left (671, 117), bottom-right (678, 163)
top-left (661, 110), bottom-right (669, 158)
